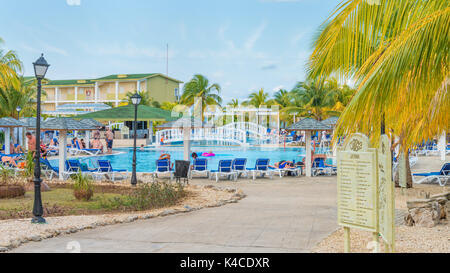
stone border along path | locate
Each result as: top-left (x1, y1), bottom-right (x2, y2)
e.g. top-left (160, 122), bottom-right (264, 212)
top-left (9, 176), bottom-right (339, 253)
top-left (0, 185), bottom-right (245, 252)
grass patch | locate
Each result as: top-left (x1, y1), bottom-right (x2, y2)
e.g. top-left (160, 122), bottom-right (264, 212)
top-left (0, 182), bottom-right (187, 220)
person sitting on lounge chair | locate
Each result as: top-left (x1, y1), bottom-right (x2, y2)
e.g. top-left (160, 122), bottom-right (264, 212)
top-left (91, 139), bottom-right (104, 153)
top-left (1, 155), bottom-right (20, 167)
top-left (159, 153), bottom-right (174, 169)
top-left (270, 160), bottom-right (296, 169)
top-left (80, 139), bottom-right (86, 149)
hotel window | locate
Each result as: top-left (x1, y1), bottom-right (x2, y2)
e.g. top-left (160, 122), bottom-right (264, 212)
top-left (174, 88), bottom-right (179, 101)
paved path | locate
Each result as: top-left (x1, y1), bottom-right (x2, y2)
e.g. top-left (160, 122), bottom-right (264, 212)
top-left (12, 176), bottom-right (338, 253)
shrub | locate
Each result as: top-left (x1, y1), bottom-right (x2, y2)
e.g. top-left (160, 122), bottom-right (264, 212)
top-left (0, 166), bottom-right (26, 199)
top-left (0, 165), bottom-right (14, 185)
top-left (99, 182), bottom-right (186, 211)
top-left (72, 171), bottom-right (94, 201)
top-left (22, 152), bottom-right (35, 180)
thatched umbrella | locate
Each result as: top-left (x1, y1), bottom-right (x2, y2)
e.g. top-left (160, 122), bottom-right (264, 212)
top-left (79, 119), bottom-right (105, 145)
top-left (322, 116), bottom-right (339, 128)
top-left (287, 118), bottom-right (332, 177)
top-left (28, 118), bottom-right (97, 180)
top-left (0, 118), bottom-right (26, 154)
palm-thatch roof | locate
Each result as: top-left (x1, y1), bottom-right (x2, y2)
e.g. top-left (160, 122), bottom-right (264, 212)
top-left (0, 117), bottom-right (27, 127)
top-left (321, 116), bottom-right (339, 126)
top-left (287, 118), bottom-right (331, 131)
top-left (79, 118), bottom-right (104, 128)
top-left (20, 117), bottom-right (43, 128)
top-left (27, 118), bottom-right (97, 131)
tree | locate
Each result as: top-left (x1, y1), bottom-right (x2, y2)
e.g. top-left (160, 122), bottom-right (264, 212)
top-left (308, 0), bottom-right (449, 150)
top-left (125, 90), bottom-right (154, 106)
top-left (227, 99), bottom-right (240, 108)
top-left (273, 89), bottom-right (292, 108)
top-left (180, 74), bottom-right (222, 109)
top-left (283, 79), bottom-right (339, 121)
top-left (0, 38), bottom-right (22, 90)
top-left (0, 76), bottom-right (37, 118)
top-left (244, 88), bottom-right (271, 108)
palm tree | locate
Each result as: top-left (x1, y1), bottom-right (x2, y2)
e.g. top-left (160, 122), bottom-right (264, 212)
top-left (0, 38), bottom-right (22, 91)
top-left (0, 76), bottom-right (37, 118)
top-left (245, 88), bottom-right (270, 108)
top-left (227, 99), bottom-right (240, 108)
top-left (273, 89), bottom-right (292, 108)
top-left (125, 90), bottom-right (154, 106)
top-left (284, 80), bottom-right (339, 121)
top-left (180, 74), bottom-right (222, 108)
top-left (308, 0), bottom-right (449, 152)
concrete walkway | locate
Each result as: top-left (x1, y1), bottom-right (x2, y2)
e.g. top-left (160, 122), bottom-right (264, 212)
top-left (12, 176), bottom-right (338, 253)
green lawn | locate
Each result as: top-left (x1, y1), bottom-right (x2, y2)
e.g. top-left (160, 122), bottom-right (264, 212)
top-left (0, 189), bottom-right (125, 219)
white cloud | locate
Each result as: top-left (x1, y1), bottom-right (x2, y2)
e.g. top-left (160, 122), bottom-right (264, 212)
top-left (244, 22), bottom-right (267, 51)
top-left (81, 42), bottom-right (175, 59)
top-left (66, 0), bottom-right (81, 6)
top-left (20, 43), bottom-right (68, 56)
top-left (272, 85), bottom-right (284, 92)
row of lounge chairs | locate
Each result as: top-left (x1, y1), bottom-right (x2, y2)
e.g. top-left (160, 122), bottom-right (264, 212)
top-left (155, 158), bottom-right (306, 182)
top-left (40, 158), bottom-right (127, 181)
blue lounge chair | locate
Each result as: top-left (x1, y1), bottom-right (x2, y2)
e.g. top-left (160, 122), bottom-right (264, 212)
top-left (189, 158), bottom-right (210, 179)
top-left (269, 161), bottom-right (302, 178)
top-left (62, 159), bottom-right (95, 179)
top-left (247, 158), bottom-right (273, 180)
top-left (69, 140), bottom-right (101, 156)
top-left (153, 159), bottom-right (173, 180)
top-left (40, 158), bottom-right (59, 179)
top-left (210, 160), bottom-right (237, 182)
top-left (413, 163), bottom-right (450, 187)
top-left (312, 158), bottom-right (335, 176)
top-left (94, 160), bottom-right (128, 181)
top-left (232, 158), bottom-right (248, 178)
top-left (0, 154), bottom-right (25, 175)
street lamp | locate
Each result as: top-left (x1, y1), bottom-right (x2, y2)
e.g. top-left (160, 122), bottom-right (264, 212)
top-left (16, 106), bottom-right (22, 145)
top-left (130, 92), bottom-right (142, 186)
top-left (16, 106), bottom-right (22, 119)
top-left (32, 54), bottom-right (49, 224)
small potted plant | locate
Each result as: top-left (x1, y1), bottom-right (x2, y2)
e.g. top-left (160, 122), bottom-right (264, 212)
top-left (73, 171), bottom-right (94, 201)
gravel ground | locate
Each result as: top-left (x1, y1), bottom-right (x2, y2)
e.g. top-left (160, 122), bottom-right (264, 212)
top-left (0, 184), bottom-right (245, 252)
top-left (314, 155), bottom-right (450, 253)
top-left (312, 222), bottom-right (449, 253)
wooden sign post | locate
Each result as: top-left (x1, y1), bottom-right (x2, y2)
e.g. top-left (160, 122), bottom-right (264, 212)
top-left (377, 135), bottom-right (395, 252)
top-left (337, 133), bottom-right (378, 253)
top-left (337, 133), bottom-right (396, 253)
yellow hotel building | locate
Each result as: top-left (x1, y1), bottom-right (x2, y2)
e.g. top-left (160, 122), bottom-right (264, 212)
top-left (42, 73), bottom-right (183, 111)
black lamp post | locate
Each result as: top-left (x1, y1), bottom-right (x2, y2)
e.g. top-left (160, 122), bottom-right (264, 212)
top-left (31, 54), bottom-right (49, 224)
top-left (16, 106), bottom-right (22, 144)
top-left (130, 92), bottom-right (142, 186)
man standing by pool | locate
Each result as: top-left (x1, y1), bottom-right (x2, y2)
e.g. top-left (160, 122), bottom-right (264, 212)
top-left (106, 128), bottom-right (114, 154)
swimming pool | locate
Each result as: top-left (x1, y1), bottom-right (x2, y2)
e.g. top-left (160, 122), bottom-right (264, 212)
top-left (51, 146), bottom-right (332, 173)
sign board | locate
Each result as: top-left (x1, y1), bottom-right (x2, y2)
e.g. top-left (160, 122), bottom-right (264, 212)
top-left (377, 135), bottom-right (395, 249)
top-left (337, 134), bottom-right (378, 232)
top-left (121, 126), bottom-right (130, 138)
top-left (398, 153), bottom-right (407, 188)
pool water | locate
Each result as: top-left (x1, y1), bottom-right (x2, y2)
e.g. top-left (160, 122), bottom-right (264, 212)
top-left (51, 146), bottom-right (333, 173)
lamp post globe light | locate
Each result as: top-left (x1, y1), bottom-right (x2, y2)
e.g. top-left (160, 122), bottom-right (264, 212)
top-left (31, 54), bottom-right (49, 224)
top-left (16, 106), bottom-right (22, 144)
top-left (131, 92), bottom-right (142, 186)
top-left (16, 106), bottom-right (22, 119)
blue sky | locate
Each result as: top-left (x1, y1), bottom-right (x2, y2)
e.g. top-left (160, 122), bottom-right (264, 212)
top-left (1, 0), bottom-right (338, 103)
